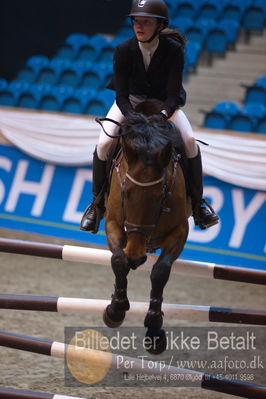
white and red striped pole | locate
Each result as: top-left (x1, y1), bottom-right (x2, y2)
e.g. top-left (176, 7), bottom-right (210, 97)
top-left (0, 238), bottom-right (265, 285)
top-left (0, 331), bottom-right (266, 399)
top-left (0, 294), bottom-right (265, 325)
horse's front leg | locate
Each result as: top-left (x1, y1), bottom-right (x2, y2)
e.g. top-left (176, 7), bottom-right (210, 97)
top-left (143, 251), bottom-right (175, 354)
top-left (144, 251), bottom-right (173, 328)
top-left (103, 220), bottom-right (130, 328)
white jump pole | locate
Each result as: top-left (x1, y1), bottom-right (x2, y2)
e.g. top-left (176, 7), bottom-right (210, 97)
top-left (0, 331), bottom-right (266, 399)
top-left (0, 238), bottom-right (265, 285)
top-left (0, 294), bottom-right (265, 325)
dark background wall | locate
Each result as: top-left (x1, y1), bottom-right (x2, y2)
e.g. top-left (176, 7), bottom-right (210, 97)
top-left (0, 0), bottom-right (132, 81)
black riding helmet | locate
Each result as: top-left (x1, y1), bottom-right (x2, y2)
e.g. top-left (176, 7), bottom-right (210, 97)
top-left (128, 0), bottom-right (169, 43)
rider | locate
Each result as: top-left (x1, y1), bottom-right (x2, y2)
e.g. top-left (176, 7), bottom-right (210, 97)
top-left (80, 0), bottom-right (219, 233)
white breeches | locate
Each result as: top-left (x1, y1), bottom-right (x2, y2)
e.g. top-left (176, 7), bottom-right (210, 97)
top-left (97, 101), bottom-right (198, 161)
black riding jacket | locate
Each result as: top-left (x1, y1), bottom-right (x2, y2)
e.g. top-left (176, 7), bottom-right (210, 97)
top-left (107, 34), bottom-right (186, 118)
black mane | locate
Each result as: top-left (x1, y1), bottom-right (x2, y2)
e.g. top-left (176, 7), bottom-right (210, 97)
top-left (121, 112), bottom-right (182, 160)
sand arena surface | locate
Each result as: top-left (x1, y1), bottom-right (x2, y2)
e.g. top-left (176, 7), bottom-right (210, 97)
top-left (0, 228), bottom-right (265, 399)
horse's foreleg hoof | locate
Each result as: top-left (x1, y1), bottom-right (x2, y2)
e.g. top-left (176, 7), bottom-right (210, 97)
top-left (144, 310), bottom-right (164, 329)
top-left (103, 305), bottom-right (126, 328)
top-left (144, 328), bottom-right (167, 355)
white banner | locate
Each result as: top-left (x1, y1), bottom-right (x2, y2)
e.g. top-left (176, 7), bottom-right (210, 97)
top-left (0, 107), bottom-right (265, 190)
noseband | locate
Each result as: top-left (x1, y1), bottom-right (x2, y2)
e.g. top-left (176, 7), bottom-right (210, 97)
top-left (125, 172), bottom-right (164, 187)
top-left (124, 169), bottom-right (167, 237)
top-left (114, 157), bottom-right (178, 241)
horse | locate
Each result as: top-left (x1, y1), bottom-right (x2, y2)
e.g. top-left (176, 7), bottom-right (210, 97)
top-left (99, 103), bottom-right (190, 354)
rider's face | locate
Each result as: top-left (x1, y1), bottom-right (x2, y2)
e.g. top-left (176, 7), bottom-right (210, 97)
top-left (132, 17), bottom-right (160, 42)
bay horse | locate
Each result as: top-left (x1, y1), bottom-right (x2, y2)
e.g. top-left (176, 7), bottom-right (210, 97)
top-left (98, 103), bottom-right (190, 354)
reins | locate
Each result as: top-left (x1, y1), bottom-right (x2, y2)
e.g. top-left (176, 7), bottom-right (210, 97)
top-left (96, 117), bottom-right (124, 138)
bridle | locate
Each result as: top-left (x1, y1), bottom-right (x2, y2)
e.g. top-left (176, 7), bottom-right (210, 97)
top-left (125, 171), bottom-right (164, 187)
top-left (96, 116), bottom-right (179, 242)
top-left (114, 154), bottom-right (179, 241)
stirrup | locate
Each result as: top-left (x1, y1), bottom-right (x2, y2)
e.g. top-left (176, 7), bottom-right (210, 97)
top-left (193, 199), bottom-right (219, 230)
top-left (80, 203), bottom-right (105, 234)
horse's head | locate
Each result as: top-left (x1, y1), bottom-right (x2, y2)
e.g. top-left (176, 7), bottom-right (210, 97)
top-left (120, 111), bottom-right (177, 242)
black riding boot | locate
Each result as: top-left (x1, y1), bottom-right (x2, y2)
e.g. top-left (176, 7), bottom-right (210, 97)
top-left (80, 149), bottom-right (107, 234)
top-left (188, 148), bottom-right (219, 229)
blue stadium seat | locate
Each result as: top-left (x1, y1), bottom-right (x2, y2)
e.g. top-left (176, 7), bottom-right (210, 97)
top-left (0, 78), bottom-right (8, 91)
top-left (242, 103), bottom-right (266, 119)
top-left (111, 36), bottom-right (129, 47)
top-left (203, 111), bottom-right (229, 130)
top-left (213, 101), bottom-right (241, 116)
top-left (37, 58), bottom-right (71, 85)
top-left (256, 117), bottom-right (266, 134)
top-left (55, 33), bottom-right (89, 59)
top-left (164, 0), bottom-right (177, 16)
top-left (16, 83), bottom-right (52, 110)
top-left (9, 81), bottom-right (31, 97)
top-left (205, 28), bottom-right (228, 57)
top-left (0, 86), bottom-right (19, 107)
top-left (242, 6), bottom-right (265, 31)
top-left (39, 85), bottom-right (74, 112)
top-left (184, 41), bottom-right (201, 73)
top-left (79, 62), bottom-right (113, 90)
top-left (79, 70), bottom-right (101, 89)
top-left (195, 2), bottom-right (220, 20)
top-left (0, 81), bottom-right (30, 107)
top-left (96, 41), bottom-right (117, 63)
top-left (218, 19), bottom-right (240, 47)
top-left (255, 75), bottom-right (266, 89)
top-left (116, 22), bottom-right (133, 38)
top-left (61, 87), bottom-right (97, 114)
top-left (85, 89), bottom-right (115, 116)
top-left (229, 114), bottom-right (255, 132)
top-left (76, 34), bottom-right (109, 62)
top-left (254, 0), bottom-right (266, 18)
top-left (17, 89), bottom-right (40, 109)
top-left (175, 1), bottom-right (197, 19)
top-left (29, 83), bottom-right (53, 101)
top-left (219, 3), bottom-right (243, 21)
top-left (227, 102), bottom-right (266, 133)
top-left (185, 25), bottom-right (206, 46)
top-left (244, 86), bottom-right (266, 106)
top-left (16, 55), bottom-right (50, 83)
top-left (171, 16), bottom-right (193, 35)
top-left (235, 0), bottom-right (253, 11)
top-left (57, 63), bottom-right (84, 88)
top-left (195, 18), bottom-right (216, 36)
top-left (90, 89), bottom-right (115, 115)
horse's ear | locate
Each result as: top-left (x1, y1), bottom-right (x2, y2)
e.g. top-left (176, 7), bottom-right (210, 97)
top-left (122, 140), bottom-right (137, 164)
top-left (158, 142), bottom-right (172, 167)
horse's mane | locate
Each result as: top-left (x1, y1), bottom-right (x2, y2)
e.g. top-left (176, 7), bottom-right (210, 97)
top-left (121, 112), bottom-right (182, 160)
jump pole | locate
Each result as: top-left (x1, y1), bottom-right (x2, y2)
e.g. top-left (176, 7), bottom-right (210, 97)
top-left (0, 387), bottom-right (87, 399)
top-left (0, 294), bottom-right (265, 325)
top-left (0, 331), bottom-right (265, 399)
top-left (0, 238), bottom-right (265, 285)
